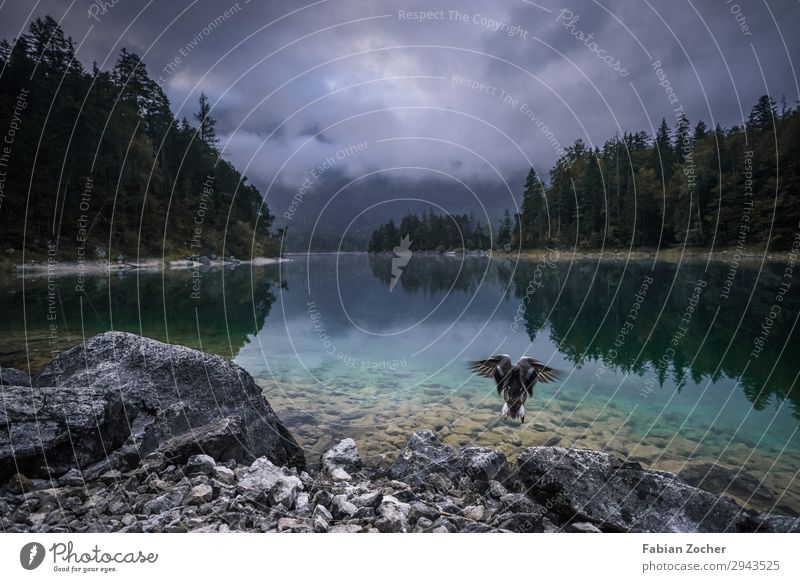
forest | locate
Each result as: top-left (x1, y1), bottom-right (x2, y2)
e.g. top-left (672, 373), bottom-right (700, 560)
top-left (368, 211), bottom-right (492, 252)
top-left (513, 95), bottom-right (800, 250)
top-left (368, 95), bottom-right (799, 253)
top-left (0, 16), bottom-right (277, 261)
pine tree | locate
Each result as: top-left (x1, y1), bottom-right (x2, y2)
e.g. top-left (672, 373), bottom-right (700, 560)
top-left (194, 92), bottom-right (218, 147)
top-left (653, 118), bottom-right (673, 183)
top-left (497, 210), bottom-right (513, 250)
top-left (747, 95), bottom-right (777, 133)
top-left (24, 15), bottom-right (81, 74)
top-left (519, 167), bottom-right (545, 247)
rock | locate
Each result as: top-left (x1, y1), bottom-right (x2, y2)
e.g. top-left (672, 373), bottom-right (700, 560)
top-left (500, 493), bottom-right (544, 515)
top-left (678, 462), bottom-right (778, 511)
top-left (387, 430), bottom-right (507, 490)
top-left (569, 521), bottom-right (602, 533)
top-left (430, 517), bottom-right (458, 532)
top-left (408, 501), bottom-right (438, 523)
top-left (353, 506), bottom-right (375, 519)
top-left (413, 516), bottom-right (433, 532)
top-left (321, 438), bottom-right (361, 481)
top-left (100, 469), bottom-right (122, 483)
top-left (295, 492), bottom-right (310, 512)
top-left (237, 457), bottom-right (302, 509)
top-left (187, 484), bottom-right (213, 505)
top-left (353, 491), bottom-right (383, 509)
top-left (142, 484), bottom-right (189, 515)
top-left (313, 504), bottom-right (334, 523)
top-left (463, 505), bottom-right (485, 522)
top-left (185, 454), bottom-right (216, 476)
top-left (375, 496), bottom-right (410, 532)
top-left (488, 480), bottom-right (508, 499)
top-left (213, 466), bottom-right (235, 485)
top-left (458, 445), bottom-right (508, 483)
top-left (328, 467), bottom-right (351, 481)
top-left (331, 494), bottom-right (358, 519)
top-left (462, 522), bottom-right (494, 533)
top-left (312, 490), bottom-right (333, 509)
top-left (311, 505), bottom-right (333, 533)
top-left (1, 331), bottom-right (304, 481)
top-left (4, 422), bottom-right (797, 534)
top-left (58, 468), bottom-right (85, 487)
top-left (495, 512), bottom-right (544, 533)
top-left (753, 513), bottom-right (800, 533)
top-left (277, 517), bottom-right (299, 532)
top-left (0, 367), bottom-right (31, 386)
top-left (542, 517), bottom-right (560, 533)
top-left (7, 472), bottom-right (33, 494)
top-left (329, 524), bottom-right (362, 533)
top-left (313, 513), bottom-right (330, 533)
top-left (516, 446), bottom-right (759, 533)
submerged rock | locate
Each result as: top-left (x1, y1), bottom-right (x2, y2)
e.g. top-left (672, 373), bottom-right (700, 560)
top-left (0, 331), bottom-right (304, 481)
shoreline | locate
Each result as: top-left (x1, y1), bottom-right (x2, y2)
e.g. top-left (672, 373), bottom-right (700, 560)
top-left (294, 246), bottom-right (789, 263)
top-left (1, 331), bottom-right (798, 533)
top-left (5, 246), bottom-right (788, 274)
top-left (3, 256), bottom-right (287, 277)
top-left (503, 246), bottom-right (789, 263)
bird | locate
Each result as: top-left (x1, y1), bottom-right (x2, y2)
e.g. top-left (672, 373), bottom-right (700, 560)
top-left (468, 355), bottom-right (558, 423)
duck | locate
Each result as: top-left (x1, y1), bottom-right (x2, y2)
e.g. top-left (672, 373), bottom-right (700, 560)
top-left (468, 354), bottom-right (558, 423)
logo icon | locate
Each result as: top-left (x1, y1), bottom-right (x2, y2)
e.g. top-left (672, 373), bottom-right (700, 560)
top-left (20, 542), bottom-right (46, 570)
top-left (390, 235), bottom-right (413, 292)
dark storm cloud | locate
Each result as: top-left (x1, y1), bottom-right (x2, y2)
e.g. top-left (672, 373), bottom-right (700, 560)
top-left (1, 0), bottom-right (798, 214)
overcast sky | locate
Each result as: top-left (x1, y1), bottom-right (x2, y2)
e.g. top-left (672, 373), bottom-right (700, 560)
top-left (1, 0), bottom-right (798, 225)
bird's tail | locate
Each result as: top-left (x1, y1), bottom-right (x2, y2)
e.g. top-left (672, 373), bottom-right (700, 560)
top-left (502, 402), bottom-right (525, 422)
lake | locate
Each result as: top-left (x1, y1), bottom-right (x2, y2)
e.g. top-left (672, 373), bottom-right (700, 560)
top-left (1, 253), bottom-right (798, 514)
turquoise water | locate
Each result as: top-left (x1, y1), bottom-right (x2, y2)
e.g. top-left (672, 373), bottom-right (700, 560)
top-left (1, 254), bottom-right (798, 513)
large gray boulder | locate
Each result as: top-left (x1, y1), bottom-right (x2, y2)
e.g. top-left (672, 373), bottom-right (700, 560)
top-left (0, 332), bottom-right (304, 480)
top-left (677, 461), bottom-right (780, 513)
top-left (387, 430), bottom-right (507, 490)
top-left (516, 446), bottom-right (797, 533)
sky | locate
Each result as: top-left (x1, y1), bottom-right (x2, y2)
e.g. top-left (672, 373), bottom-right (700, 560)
top-left (1, 0), bottom-right (798, 233)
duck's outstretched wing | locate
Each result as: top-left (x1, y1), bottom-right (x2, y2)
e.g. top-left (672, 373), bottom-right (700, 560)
top-left (518, 357), bottom-right (559, 394)
top-left (469, 354), bottom-right (513, 392)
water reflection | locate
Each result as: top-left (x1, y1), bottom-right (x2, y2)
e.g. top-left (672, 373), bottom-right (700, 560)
top-left (0, 266), bottom-right (280, 371)
top-left (1, 255), bottom-right (798, 513)
top-left (498, 258), bottom-right (800, 420)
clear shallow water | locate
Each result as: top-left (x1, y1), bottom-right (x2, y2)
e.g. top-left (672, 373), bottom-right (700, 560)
top-left (1, 254), bottom-right (799, 514)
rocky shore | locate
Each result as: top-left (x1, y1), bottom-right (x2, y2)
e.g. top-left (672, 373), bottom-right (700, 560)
top-left (5, 255), bottom-right (284, 276)
top-left (1, 332), bottom-right (798, 533)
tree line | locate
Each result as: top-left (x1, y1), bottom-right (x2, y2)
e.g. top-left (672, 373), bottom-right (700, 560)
top-left (0, 16), bottom-right (278, 261)
top-left (510, 95), bottom-right (799, 250)
top-left (368, 211), bottom-right (492, 252)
